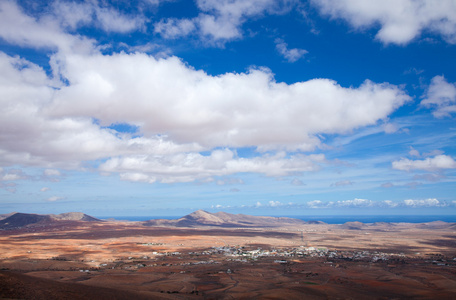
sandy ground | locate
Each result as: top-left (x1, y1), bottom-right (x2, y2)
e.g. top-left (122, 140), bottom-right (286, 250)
top-left (1, 221), bottom-right (455, 299)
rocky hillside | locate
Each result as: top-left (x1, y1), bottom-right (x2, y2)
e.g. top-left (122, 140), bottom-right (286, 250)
top-left (0, 212), bottom-right (101, 230)
top-left (143, 210), bottom-right (314, 228)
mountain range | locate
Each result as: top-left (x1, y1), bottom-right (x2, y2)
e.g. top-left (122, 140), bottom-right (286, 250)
top-left (1, 210), bottom-right (454, 230)
top-left (142, 210), bottom-right (323, 228)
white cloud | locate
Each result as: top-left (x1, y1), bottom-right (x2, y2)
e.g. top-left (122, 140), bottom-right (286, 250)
top-left (53, 0), bottom-right (145, 33)
top-left (307, 200), bottom-right (324, 208)
top-left (95, 7), bottom-right (145, 33)
top-left (44, 169), bottom-right (61, 176)
top-left (268, 200), bottom-right (283, 207)
top-left (403, 198), bottom-right (446, 207)
top-left (197, 0), bottom-right (287, 41)
top-left (306, 198), bottom-right (377, 208)
top-left (99, 151), bottom-right (325, 183)
top-left (382, 122), bottom-right (399, 134)
top-left (0, 168), bottom-right (28, 181)
top-left (0, 1), bottom-right (144, 53)
top-left (48, 52), bottom-right (410, 152)
top-left (421, 76), bottom-right (456, 118)
top-left (0, 1), bottom-right (413, 183)
top-left (392, 155), bottom-right (456, 171)
top-left (155, 0), bottom-right (293, 44)
top-left (306, 198), bottom-right (447, 209)
top-left (154, 18), bottom-right (197, 39)
top-left (275, 38), bottom-right (308, 62)
top-left (408, 146), bottom-right (420, 157)
top-left (0, 1), bottom-right (91, 52)
top-left (336, 198), bottom-right (373, 207)
top-left (47, 196), bottom-right (65, 202)
top-left (1, 173), bottom-right (21, 181)
top-left (41, 187), bottom-right (50, 192)
top-left (0, 47), bottom-right (411, 182)
top-left (312, 0), bottom-right (456, 45)
top-left (383, 200), bottom-right (398, 207)
top-left (51, 0), bottom-right (93, 30)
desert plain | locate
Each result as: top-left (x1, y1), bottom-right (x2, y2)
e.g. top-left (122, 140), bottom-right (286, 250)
top-left (0, 212), bottom-right (456, 299)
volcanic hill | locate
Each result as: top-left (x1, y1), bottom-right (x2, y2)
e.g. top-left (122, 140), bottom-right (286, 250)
top-left (0, 212), bottom-right (101, 230)
top-left (143, 210), bottom-right (321, 228)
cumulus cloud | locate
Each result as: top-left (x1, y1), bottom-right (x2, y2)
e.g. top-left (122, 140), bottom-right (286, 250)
top-left (312, 0), bottom-right (456, 45)
top-left (403, 198), bottom-right (446, 207)
top-left (0, 0), bottom-right (144, 53)
top-left (0, 1), bottom-right (413, 183)
top-left (0, 47), bottom-right (411, 182)
top-left (421, 76), bottom-right (456, 118)
top-left (47, 196), bottom-right (65, 202)
top-left (43, 169), bottom-right (63, 182)
top-left (336, 198), bottom-right (373, 207)
top-left (197, 0), bottom-right (293, 41)
top-left (49, 52), bottom-right (410, 151)
top-left (52, 0), bottom-right (145, 33)
top-left (0, 1), bottom-right (90, 52)
top-left (99, 151), bottom-right (325, 183)
top-left (155, 0), bottom-right (293, 44)
top-left (275, 38), bottom-right (308, 62)
top-left (306, 198), bottom-right (374, 208)
top-left (382, 122), bottom-right (399, 134)
top-left (41, 187), bottom-right (50, 192)
top-left (383, 200), bottom-right (398, 207)
top-left (268, 200), bottom-right (283, 207)
top-left (392, 155), bottom-right (456, 171)
top-left (154, 18), bottom-right (197, 39)
top-left (305, 198), bottom-right (447, 209)
top-left (307, 200), bottom-right (325, 208)
top-left (0, 168), bottom-right (28, 181)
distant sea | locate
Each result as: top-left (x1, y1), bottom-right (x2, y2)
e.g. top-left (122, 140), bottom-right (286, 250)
top-left (98, 215), bottom-right (456, 224)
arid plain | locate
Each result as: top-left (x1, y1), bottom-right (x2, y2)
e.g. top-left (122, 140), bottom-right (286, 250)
top-left (1, 211), bottom-right (456, 299)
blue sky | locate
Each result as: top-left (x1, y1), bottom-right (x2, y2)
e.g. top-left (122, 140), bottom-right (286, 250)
top-left (1, 0), bottom-right (456, 217)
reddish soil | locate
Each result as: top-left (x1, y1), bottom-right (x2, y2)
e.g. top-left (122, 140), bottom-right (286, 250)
top-left (1, 221), bottom-right (455, 299)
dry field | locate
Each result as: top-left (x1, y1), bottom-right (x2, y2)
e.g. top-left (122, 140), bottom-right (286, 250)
top-left (1, 220), bottom-right (456, 299)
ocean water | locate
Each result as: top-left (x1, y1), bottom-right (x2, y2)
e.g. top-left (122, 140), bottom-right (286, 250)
top-left (289, 215), bottom-right (456, 224)
top-left (98, 215), bottom-right (456, 224)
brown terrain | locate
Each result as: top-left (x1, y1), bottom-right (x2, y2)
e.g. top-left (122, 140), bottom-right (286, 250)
top-left (0, 210), bottom-right (455, 299)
